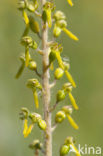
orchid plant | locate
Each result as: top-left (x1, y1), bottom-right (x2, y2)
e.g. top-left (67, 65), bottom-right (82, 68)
top-left (16, 0), bottom-right (80, 155)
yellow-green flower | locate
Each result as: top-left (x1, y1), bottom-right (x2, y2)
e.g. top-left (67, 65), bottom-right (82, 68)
top-left (68, 92), bottom-right (79, 110)
top-left (56, 51), bottom-right (64, 69)
top-left (54, 68), bottom-right (64, 80)
top-left (66, 114), bottom-right (79, 130)
top-left (23, 119), bottom-right (28, 136)
top-left (23, 119), bottom-right (34, 138)
top-left (24, 124), bottom-right (34, 138)
top-left (71, 143), bottom-right (81, 156)
top-left (38, 119), bottom-right (47, 130)
top-left (25, 47), bottom-right (30, 67)
top-left (33, 90), bottom-right (39, 109)
top-left (65, 70), bottom-right (76, 88)
top-left (63, 28), bottom-right (79, 41)
top-left (22, 10), bottom-right (29, 25)
top-left (46, 8), bottom-right (52, 28)
top-left (67, 0), bottom-right (74, 7)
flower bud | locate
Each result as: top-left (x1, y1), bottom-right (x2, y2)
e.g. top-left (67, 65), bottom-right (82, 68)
top-left (42, 10), bottom-right (47, 24)
top-left (27, 1), bottom-right (38, 12)
top-left (32, 41), bottom-right (38, 49)
top-left (29, 16), bottom-right (40, 34)
top-left (53, 11), bottom-right (66, 21)
top-left (55, 111), bottom-right (66, 123)
top-left (21, 107), bottom-right (29, 115)
top-left (56, 20), bottom-right (67, 28)
top-left (29, 140), bottom-right (43, 150)
top-left (38, 119), bottom-right (47, 130)
top-left (65, 136), bottom-right (75, 145)
top-left (21, 36), bottom-right (33, 47)
top-left (63, 83), bottom-right (72, 92)
top-left (28, 61), bottom-right (37, 71)
top-left (60, 144), bottom-right (70, 156)
top-left (29, 113), bottom-right (42, 123)
top-left (56, 90), bottom-right (66, 102)
top-left (18, 1), bottom-right (26, 10)
top-left (53, 24), bottom-right (62, 37)
top-left (62, 105), bottom-right (73, 114)
top-left (26, 79), bottom-right (42, 90)
top-left (19, 107), bottom-right (29, 120)
top-left (54, 68), bottom-right (64, 80)
top-left (27, 4), bottom-right (35, 12)
top-left (49, 50), bottom-right (56, 64)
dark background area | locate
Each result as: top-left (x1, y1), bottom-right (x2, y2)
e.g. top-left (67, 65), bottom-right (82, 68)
top-left (0, 0), bottom-right (103, 155)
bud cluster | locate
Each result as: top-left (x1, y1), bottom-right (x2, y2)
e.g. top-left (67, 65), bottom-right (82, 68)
top-left (19, 108), bottom-right (47, 138)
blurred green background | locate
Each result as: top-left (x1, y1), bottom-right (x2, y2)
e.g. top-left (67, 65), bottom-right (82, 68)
top-left (0, 0), bottom-right (103, 155)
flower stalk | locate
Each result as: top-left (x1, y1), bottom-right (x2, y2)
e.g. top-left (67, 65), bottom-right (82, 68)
top-left (41, 0), bottom-right (52, 155)
top-left (17, 0), bottom-right (80, 155)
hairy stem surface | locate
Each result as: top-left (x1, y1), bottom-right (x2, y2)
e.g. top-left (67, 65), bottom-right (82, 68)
top-left (41, 0), bottom-right (52, 156)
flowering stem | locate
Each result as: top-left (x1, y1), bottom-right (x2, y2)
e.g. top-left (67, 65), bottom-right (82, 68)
top-left (41, 0), bottom-right (52, 156)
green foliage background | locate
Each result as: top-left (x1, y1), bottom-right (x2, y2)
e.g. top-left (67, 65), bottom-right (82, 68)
top-left (0, 0), bottom-right (103, 155)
